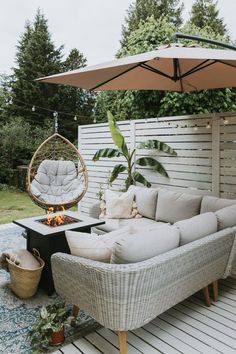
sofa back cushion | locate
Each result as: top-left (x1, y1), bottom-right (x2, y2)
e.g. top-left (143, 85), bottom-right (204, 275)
top-left (155, 189), bottom-right (202, 223)
top-left (200, 195), bottom-right (236, 213)
top-left (175, 212), bottom-right (217, 246)
top-left (111, 224), bottom-right (180, 264)
top-left (129, 185), bottom-right (158, 219)
top-left (215, 204), bottom-right (236, 230)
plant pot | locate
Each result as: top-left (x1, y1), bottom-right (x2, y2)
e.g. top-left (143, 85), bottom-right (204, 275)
top-left (49, 327), bottom-right (65, 346)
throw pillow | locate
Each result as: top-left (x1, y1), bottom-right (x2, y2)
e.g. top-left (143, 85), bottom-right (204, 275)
top-left (175, 212), bottom-right (217, 246)
top-left (104, 189), bottom-right (135, 219)
top-left (66, 226), bottom-right (134, 263)
top-left (111, 224), bottom-right (180, 264)
top-left (155, 189), bottom-right (202, 223)
top-left (66, 230), bottom-right (111, 262)
top-left (16, 249), bottom-right (40, 269)
top-left (215, 204), bottom-right (236, 230)
top-left (99, 199), bottom-right (142, 219)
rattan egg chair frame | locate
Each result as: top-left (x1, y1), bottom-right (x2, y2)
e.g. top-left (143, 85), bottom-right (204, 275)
top-left (27, 132), bottom-right (88, 211)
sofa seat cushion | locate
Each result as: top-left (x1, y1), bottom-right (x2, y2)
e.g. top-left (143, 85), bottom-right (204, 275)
top-left (175, 212), bottom-right (217, 246)
top-left (111, 224), bottom-right (180, 264)
top-left (215, 204), bottom-right (236, 230)
top-left (95, 217), bottom-right (161, 234)
top-left (129, 185), bottom-right (158, 219)
top-left (200, 195), bottom-right (236, 213)
top-left (155, 189), bottom-right (202, 223)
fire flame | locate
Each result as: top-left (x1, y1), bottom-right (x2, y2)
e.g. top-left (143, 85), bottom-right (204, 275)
top-left (46, 206), bottom-right (66, 226)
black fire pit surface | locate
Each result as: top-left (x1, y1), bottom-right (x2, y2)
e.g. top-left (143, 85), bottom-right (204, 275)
top-left (13, 211), bottom-right (105, 295)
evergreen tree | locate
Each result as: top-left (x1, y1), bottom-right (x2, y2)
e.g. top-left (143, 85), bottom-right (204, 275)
top-left (8, 10), bottom-right (63, 127)
top-left (58, 49), bottom-right (94, 140)
top-left (189, 0), bottom-right (227, 36)
top-left (120, 0), bottom-right (183, 52)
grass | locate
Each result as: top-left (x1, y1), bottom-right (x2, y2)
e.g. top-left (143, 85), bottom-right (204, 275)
top-left (0, 190), bottom-right (78, 224)
top-left (0, 190), bottom-right (43, 224)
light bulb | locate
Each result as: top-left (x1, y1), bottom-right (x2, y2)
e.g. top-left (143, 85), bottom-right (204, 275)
top-left (74, 115), bottom-right (78, 121)
top-left (223, 117), bottom-right (229, 125)
top-left (194, 124), bottom-right (198, 131)
top-left (206, 122), bottom-right (211, 129)
top-left (93, 117), bottom-right (97, 123)
top-left (32, 105), bottom-right (35, 112)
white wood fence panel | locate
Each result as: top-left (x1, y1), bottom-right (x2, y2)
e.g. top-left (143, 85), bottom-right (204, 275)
top-left (79, 112), bottom-right (236, 214)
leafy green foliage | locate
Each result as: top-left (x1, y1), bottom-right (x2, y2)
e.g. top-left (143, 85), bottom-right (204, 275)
top-left (136, 157), bottom-right (168, 177)
top-left (139, 140), bottom-right (177, 155)
top-left (95, 16), bottom-right (176, 122)
top-left (120, 0), bottom-right (183, 50)
top-left (27, 302), bottom-right (70, 353)
top-left (0, 117), bottom-right (52, 184)
top-left (93, 148), bottom-right (121, 161)
top-left (93, 112), bottom-right (176, 189)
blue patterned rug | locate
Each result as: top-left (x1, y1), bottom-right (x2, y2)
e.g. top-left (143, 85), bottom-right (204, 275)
top-left (0, 224), bottom-right (99, 354)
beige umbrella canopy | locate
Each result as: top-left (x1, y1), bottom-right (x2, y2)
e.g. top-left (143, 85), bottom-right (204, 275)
top-left (36, 43), bottom-right (236, 92)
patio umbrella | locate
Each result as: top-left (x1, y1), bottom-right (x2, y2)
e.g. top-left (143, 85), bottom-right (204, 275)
top-left (36, 43), bottom-right (236, 92)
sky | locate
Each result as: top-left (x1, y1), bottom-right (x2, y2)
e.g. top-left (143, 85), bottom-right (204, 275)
top-left (0, 0), bottom-right (236, 75)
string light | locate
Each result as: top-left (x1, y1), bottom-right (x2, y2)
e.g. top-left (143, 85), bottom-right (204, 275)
top-left (32, 105), bottom-right (35, 112)
top-left (93, 117), bottom-right (97, 123)
top-left (206, 122), bottom-right (211, 129)
top-left (74, 115), bottom-right (78, 121)
top-left (223, 117), bottom-right (229, 125)
top-left (194, 124), bottom-right (198, 131)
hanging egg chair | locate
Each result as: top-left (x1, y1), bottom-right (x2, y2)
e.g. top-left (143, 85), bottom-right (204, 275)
top-left (27, 132), bottom-right (88, 211)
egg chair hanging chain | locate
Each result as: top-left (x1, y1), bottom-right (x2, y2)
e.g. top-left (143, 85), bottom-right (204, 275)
top-left (53, 111), bottom-right (59, 133)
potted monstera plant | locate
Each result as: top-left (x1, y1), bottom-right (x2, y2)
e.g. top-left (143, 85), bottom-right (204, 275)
top-left (27, 302), bottom-right (70, 353)
top-left (93, 111), bottom-right (177, 189)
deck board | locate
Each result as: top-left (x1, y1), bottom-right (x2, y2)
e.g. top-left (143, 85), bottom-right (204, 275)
top-left (56, 278), bottom-right (236, 354)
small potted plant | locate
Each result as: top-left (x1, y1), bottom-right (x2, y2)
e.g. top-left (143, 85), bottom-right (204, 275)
top-left (27, 302), bottom-right (70, 353)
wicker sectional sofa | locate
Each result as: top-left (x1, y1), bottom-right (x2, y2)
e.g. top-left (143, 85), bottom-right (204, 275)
top-left (51, 187), bottom-right (236, 354)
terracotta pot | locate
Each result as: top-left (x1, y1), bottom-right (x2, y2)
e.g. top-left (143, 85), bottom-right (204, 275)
top-left (49, 326), bottom-right (65, 346)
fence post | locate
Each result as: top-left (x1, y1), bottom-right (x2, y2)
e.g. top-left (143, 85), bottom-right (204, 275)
top-left (78, 125), bottom-right (82, 212)
top-left (211, 115), bottom-right (220, 197)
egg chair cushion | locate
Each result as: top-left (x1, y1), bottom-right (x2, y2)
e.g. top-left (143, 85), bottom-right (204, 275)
top-left (31, 160), bottom-right (84, 204)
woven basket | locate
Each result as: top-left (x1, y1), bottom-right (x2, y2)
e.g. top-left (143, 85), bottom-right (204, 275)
top-left (7, 249), bottom-right (45, 299)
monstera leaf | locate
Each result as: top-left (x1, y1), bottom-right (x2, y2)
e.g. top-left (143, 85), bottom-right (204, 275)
top-left (107, 111), bottom-right (129, 157)
top-left (136, 157), bottom-right (168, 177)
top-left (139, 139), bottom-right (177, 155)
top-left (92, 148), bottom-right (121, 162)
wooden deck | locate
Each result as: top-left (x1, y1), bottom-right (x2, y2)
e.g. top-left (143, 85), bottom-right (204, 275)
top-left (53, 278), bottom-right (236, 354)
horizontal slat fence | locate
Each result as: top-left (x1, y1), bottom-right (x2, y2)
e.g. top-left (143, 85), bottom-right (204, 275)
top-left (79, 112), bottom-right (236, 214)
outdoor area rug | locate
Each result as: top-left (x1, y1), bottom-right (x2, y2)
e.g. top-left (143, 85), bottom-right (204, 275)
top-left (0, 224), bottom-right (99, 354)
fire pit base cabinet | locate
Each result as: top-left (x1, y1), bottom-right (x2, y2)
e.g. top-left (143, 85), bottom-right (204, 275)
top-left (13, 211), bottom-right (105, 295)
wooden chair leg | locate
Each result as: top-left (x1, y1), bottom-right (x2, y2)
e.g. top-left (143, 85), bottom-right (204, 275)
top-left (203, 286), bottom-right (211, 307)
top-left (71, 305), bottom-right (79, 326)
top-left (118, 331), bottom-right (127, 354)
top-left (212, 280), bottom-right (218, 302)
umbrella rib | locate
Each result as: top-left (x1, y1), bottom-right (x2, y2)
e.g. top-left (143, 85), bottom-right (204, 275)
top-left (180, 60), bottom-right (216, 79)
top-left (140, 63), bottom-right (173, 80)
top-left (90, 63), bottom-right (142, 90)
top-left (217, 60), bottom-right (236, 69)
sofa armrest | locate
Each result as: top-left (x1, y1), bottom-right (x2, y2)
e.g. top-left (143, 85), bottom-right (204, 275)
top-left (88, 201), bottom-right (100, 219)
top-left (51, 228), bottom-right (235, 331)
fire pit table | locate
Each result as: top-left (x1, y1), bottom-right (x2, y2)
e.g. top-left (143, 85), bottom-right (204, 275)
top-left (13, 211), bottom-right (105, 295)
